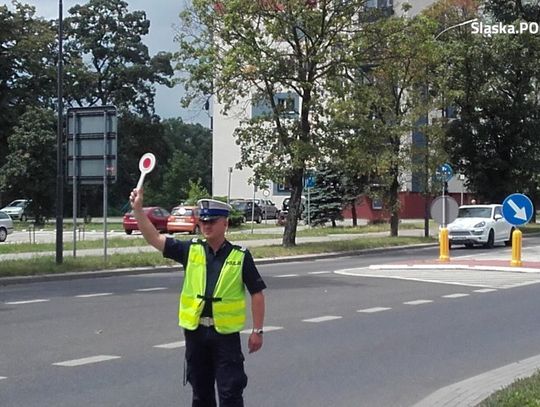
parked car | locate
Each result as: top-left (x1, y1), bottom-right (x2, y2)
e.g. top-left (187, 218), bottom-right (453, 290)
top-left (1, 199), bottom-right (31, 221)
top-left (282, 196), bottom-right (306, 218)
top-left (0, 211), bottom-right (14, 242)
top-left (123, 207), bottom-right (170, 235)
top-left (447, 204), bottom-right (514, 248)
top-left (167, 205), bottom-right (200, 234)
top-left (254, 198), bottom-right (279, 219)
top-left (231, 200), bottom-right (263, 223)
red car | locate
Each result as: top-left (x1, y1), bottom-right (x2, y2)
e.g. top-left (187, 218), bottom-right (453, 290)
top-left (167, 205), bottom-right (200, 234)
top-left (123, 207), bottom-right (170, 235)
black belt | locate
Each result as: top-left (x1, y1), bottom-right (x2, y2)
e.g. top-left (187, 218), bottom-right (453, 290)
top-left (197, 294), bottom-right (222, 302)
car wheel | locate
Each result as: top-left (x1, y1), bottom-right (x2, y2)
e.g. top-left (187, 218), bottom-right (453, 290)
top-left (256, 214), bottom-right (262, 224)
top-left (505, 228), bottom-right (514, 247)
top-left (0, 227), bottom-right (6, 242)
top-left (242, 216), bottom-right (247, 223)
top-left (20, 214), bottom-right (27, 222)
top-left (484, 230), bottom-right (495, 248)
top-left (125, 229), bottom-right (132, 235)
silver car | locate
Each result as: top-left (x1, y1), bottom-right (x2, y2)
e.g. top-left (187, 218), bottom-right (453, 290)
top-left (1, 199), bottom-right (30, 221)
top-left (0, 211), bottom-right (14, 242)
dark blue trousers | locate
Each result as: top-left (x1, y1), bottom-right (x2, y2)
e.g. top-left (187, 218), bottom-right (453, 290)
top-left (184, 326), bottom-right (248, 407)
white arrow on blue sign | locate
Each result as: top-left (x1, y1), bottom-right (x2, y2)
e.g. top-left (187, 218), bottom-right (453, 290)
top-left (436, 163), bottom-right (454, 182)
top-left (502, 193), bottom-right (534, 226)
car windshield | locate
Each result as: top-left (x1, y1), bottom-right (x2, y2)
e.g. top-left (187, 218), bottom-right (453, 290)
top-left (232, 202), bottom-right (248, 210)
top-left (172, 208), bottom-right (194, 216)
top-left (7, 200), bottom-right (26, 208)
top-left (458, 207), bottom-right (492, 218)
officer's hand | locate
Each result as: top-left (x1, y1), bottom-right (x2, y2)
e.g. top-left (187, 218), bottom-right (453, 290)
top-left (248, 332), bottom-right (263, 354)
top-left (130, 188), bottom-right (144, 211)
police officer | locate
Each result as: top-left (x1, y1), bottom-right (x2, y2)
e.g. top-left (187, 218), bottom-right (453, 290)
top-left (130, 189), bottom-right (266, 407)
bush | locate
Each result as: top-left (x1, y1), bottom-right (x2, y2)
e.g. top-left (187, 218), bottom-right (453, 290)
top-left (228, 208), bottom-right (244, 227)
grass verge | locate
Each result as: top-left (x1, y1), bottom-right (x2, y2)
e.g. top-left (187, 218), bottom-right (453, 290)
top-left (476, 370), bottom-right (540, 406)
top-left (0, 236), bottom-right (433, 278)
top-left (1, 224), bottom-right (425, 254)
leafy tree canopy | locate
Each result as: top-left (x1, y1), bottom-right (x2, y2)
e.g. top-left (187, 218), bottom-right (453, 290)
top-left (64, 0), bottom-right (174, 117)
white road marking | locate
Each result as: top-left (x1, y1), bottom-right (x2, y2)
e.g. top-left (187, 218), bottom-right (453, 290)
top-left (474, 288), bottom-right (497, 293)
top-left (154, 341), bottom-right (185, 349)
top-left (136, 287), bottom-right (167, 292)
top-left (443, 293), bottom-right (470, 298)
top-left (334, 267), bottom-right (540, 289)
top-left (0, 376), bottom-right (6, 380)
top-left (357, 307), bottom-right (392, 313)
top-left (404, 300), bottom-right (433, 305)
top-left (75, 293), bottom-right (113, 298)
top-left (275, 274), bottom-right (299, 278)
top-left (4, 299), bottom-right (50, 305)
top-left (240, 326), bottom-right (284, 334)
top-left (308, 271), bottom-right (331, 275)
top-left (302, 316), bottom-right (342, 323)
top-left (53, 355), bottom-right (121, 367)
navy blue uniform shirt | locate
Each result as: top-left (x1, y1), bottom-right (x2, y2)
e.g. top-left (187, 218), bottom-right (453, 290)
top-left (163, 237), bottom-right (266, 317)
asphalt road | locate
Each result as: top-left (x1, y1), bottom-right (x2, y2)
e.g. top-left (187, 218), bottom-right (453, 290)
top-left (2, 240), bottom-right (540, 406)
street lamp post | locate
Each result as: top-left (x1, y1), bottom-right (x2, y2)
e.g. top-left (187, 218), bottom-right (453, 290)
top-left (227, 167), bottom-right (233, 204)
top-left (56, 0), bottom-right (64, 264)
top-left (423, 18), bottom-right (478, 237)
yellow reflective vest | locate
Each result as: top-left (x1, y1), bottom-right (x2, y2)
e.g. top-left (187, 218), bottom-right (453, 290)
top-left (178, 242), bottom-right (246, 334)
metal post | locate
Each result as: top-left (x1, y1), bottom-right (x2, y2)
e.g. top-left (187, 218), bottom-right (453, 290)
top-left (442, 179), bottom-right (446, 228)
top-left (55, 0), bottom-right (64, 264)
top-left (307, 187), bottom-right (311, 227)
top-left (251, 183), bottom-right (255, 234)
top-left (103, 111), bottom-right (108, 262)
top-left (72, 112), bottom-right (77, 257)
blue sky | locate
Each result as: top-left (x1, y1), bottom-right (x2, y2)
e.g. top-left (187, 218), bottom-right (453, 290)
top-left (9, 0), bottom-right (209, 126)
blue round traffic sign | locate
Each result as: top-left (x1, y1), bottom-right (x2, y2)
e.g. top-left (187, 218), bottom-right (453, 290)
top-left (502, 193), bottom-right (534, 226)
top-left (436, 163), bottom-right (454, 182)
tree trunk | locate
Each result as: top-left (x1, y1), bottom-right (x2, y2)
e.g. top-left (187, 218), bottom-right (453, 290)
top-left (282, 169), bottom-right (304, 247)
top-left (389, 171), bottom-right (400, 237)
top-left (350, 199), bottom-right (358, 227)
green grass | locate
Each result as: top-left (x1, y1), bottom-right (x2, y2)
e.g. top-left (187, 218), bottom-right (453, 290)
top-left (1, 223), bottom-right (417, 254)
top-left (249, 236), bottom-right (433, 259)
top-left (0, 236), bottom-right (149, 254)
top-left (0, 236), bottom-right (434, 278)
top-left (476, 370), bottom-right (540, 406)
top-left (0, 252), bottom-right (176, 277)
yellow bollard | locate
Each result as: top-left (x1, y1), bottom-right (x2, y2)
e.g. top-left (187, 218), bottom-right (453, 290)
top-left (439, 227), bottom-right (450, 262)
top-left (511, 229), bottom-right (522, 267)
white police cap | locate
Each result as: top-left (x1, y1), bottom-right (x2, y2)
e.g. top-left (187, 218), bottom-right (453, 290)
top-left (197, 198), bottom-right (232, 221)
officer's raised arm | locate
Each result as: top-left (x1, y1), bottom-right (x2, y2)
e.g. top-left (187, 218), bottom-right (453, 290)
top-left (129, 188), bottom-right (166, 252)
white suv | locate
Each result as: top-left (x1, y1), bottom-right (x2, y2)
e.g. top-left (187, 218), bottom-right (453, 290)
top-left (447, 204), bottom-right (514, 248)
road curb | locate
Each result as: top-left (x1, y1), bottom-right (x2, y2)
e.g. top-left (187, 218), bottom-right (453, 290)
top-left (0, 243), bottom-right (437, 286)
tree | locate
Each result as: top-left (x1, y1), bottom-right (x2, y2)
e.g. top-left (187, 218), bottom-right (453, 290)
top-left (334, 15), bottom-right (440, 236)
top-left (175, 0), bottom-right (372, 246)
top-left (184, 179), bottom-right (210, 205)
top-left (0, 107), bottom-right (56, 223)
top-left (306, 162), bottom-right (344, 227)
top-left (64, 0), bottom-right (173, 117)
top-left (0, 2), bottom-right (56, 162)
top-left (443, 31), bottom-right (540, 205)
